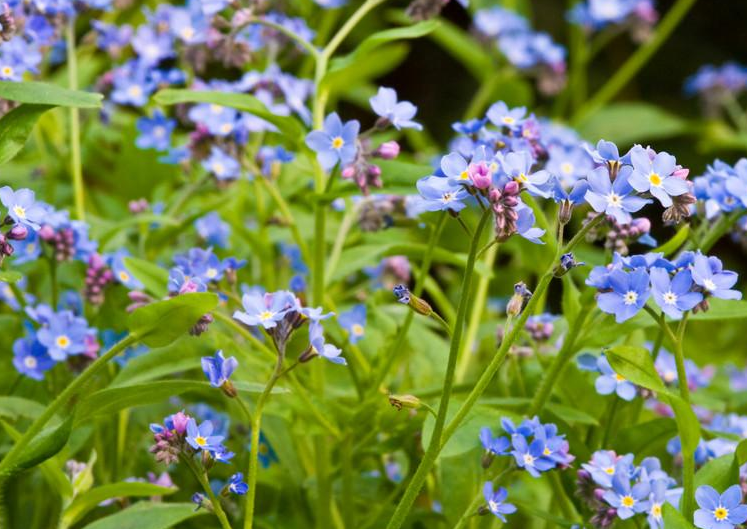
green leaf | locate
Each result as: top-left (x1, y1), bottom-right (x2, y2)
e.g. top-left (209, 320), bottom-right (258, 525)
top-left (322, 44), bottom-right (409, 95)
top-left (0, 104), bottom-right (52, 165)
top-left (328, 20), bottom-right (440, 73)
top-left (123, 257), bottom-right (169, 298)
top-left (653, 225), bottom-right (690, 256)
top-left (667, 395), bottom-right (701, 458)
top-left (736, 438), bottom-right (747, 465)
top-left (613, 418), bottom-right (677, 455)
top-left (690, 299), bottom-right (747, 320)
top-left (561, 274), bottom-right (581, 324)
top-left (14, 416), bottom-right (73, 472)
top-left (577, 102), bottom-right (689, 145)
top-left (0, 81), bottom-right (103, 107)
top-left (80, 502), bottom-right (206, 529)
top-left (694, 454), bottom-right (739, 492)
top-left (662, 503), bottom-right (695, 529)
top-left (0, 396), bottom-right (46, 420)
top-left (511, 501), bottom-right (577, 527)
top-left (61, 483), bottom-right (178, 528)
top-left (153, 89), bottom-right (304, 142)
top-left (605, 344), bottom-right (666, 393)
top-left (127, 293), bottom-right (219, 347)
top-left (0, 270), bottom-right (22, 283)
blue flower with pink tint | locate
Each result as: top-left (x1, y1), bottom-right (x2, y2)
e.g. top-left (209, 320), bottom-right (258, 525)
top-left (185, 418), bottom-right (224, 453)
top-left (629, 146), bottom-right (690, 207)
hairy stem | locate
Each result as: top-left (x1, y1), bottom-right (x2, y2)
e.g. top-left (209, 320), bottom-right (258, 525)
top-left (65, 20), bottom-right (85, 221)
top-left (183, 455), bottom-right (233, 529)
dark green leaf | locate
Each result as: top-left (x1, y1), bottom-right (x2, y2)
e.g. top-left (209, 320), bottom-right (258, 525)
top-left (613, 418), bottom-right (677, 455)
top-left (605, 344), bottom-right (666, 393)
top-left (577, 102), bottom-right (689, 145)
top-left (61, 482), bottom-right (178, 528)
top-left (153, 89), bottom-right (304, 142)
top-left (1, 416), bottom-right (73, 478)
top-left (662, 503), bottom-right (695, 529)
top-left (80, 502), bottom-right (206, 529)
top-left (0, 81), bottom-right (103, 107)
top-left (123, 257), bottom-right (169, 298)
top-left (0, 104), bottom-right (52, 165)
top-left (736, 438), bottom-right (747, 465)
top-left (127, 293), bottom-right (218, 347)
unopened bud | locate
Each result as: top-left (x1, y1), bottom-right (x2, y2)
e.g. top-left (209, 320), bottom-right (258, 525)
top-left (388, 394), bottom-right (421, 411)
top-left (376, 141), bottom-right (400, 160)
top-left (558, 199), bottom-right (573, 225)
top-left (221, 380), bottom-right (237, 398)
top-left (7, 224), bottom-right (27, 240)
top-left (341, 165), bottom-right (355, 179)
top-left (506, 281), bottom-right (532, 317)
top-left (554, 252), bottom-right (585, 277)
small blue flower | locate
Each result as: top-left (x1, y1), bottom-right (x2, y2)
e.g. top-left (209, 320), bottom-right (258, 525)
top-left (584, 166), bottom-right (651, 224)
top-left (248, 432), bottom-right (279, 468)
top-left (12, 335), bottom-right (54, 380)
top-left (602, 472), bottom-right (650, 520)
top-left (595, 355), bottom-right (637, 401)
top-left (0, 187), bottom-right (46, 230)
top-left (228, 473), bottom-right (248, 495)
top-left (233, 290), bottom-right (296, 329)
top-left (480, 427), bottom-right (510, 456)
top-left (596, 267), bottom-right (651, 323)
top-left (510, 433), bottom-right (555, 477)
top-left (338, 305), bottom-right (366, 344)
top-left (188, 103), bottom-right (239, 137)
top-left (369, 86), bottom-right (422, 130)
top-left (694, 485), bottom-right (747, 529)
top-left (487, 101), bottom-right (527, 130)
top-left (645, 478), bottom-right (683, 529)
top-left (413, 176), bottom-right (469, 213)
top-left (202, 146), bottom-right (241, 180)
top-left (305, 112), bottom-right (360, 171)
top-left (516, 202), bottom-right (545, 244)
top-left (650, 267), bottom-right (703, 319)
top-left (691, 253), bottom-right (742, 300)
top-left (135, 110), bottom-right (175, 151)
top-left (309, 320), bottom-right (346, 365)
top-left (195, 212), bottom-right (230, 248)
top-left (483, 482), bottom-right (517, 522)
top-left (108, 249), bottom-right (143, 290)
top-left (36, 310), bottom-right (93, 361)
top-left (168, 268), bottom-right (207, 295)
top-left (185, 419), bottom-right (224, 453)
top-left (201, 350), bottom-right (238, 388)
top-left (629, 146), bottom-right (690, 207)
top-left (581, 450), bottom-right (635, 488)
top-left (498, 151), bottom-right (551, 197)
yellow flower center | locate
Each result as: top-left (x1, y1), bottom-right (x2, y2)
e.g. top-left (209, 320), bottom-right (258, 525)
top-left (651, 503), bottom-right (662, 518)
top-left (561, 162), bottom-right (573, 175)
top-left (212, 162), bottom-right (225, 175)
top-left (180, 27), bottom-right (195, 40)
top-left (210, 104), bottom-right (223, 114)
top-left (26, 243), bottom-right (36, 254)
top-left (543, 447), bottom-right (552, 456)
top-left (12, 205), bottom-right (26, 219)
top-left (331, 136), bottom-right (344, 149)
top-left (259, 444), bottom-right (268, 455)
top-left (259, 311), bottom-right (274, 321)
top-left (604, 466), bottom-right (615, 475)
top-left (621, 495), bottom-right (635, 508)
top-left (1, 66), bottom-right (13, 77)
top-left (502, 116), bottom-right (515, 125)
top-left (220, 123), bottom-right (233, 134)
top-left (714, 507), bottom-right (728, 521)
top-left (459, 170), bottom-right (469, 180)
top-left (649, 172), bottom-right (662, 186)
top-left (195, 436), bottom-right (207, 447)
top-left (351, 324), bottom-right (364, 336)
top-left (206, 268), bottom-right (218, 279)
top-left (56, 335), bottom-right (71, 349)
top-left (127, 85), bottom-right (142, 98)
top-left (119, 271), bottom-right (130, 282)
top-left (615, 373), bottom-right (626, 382)
top-left (515, 173), bottom-right (528, 183)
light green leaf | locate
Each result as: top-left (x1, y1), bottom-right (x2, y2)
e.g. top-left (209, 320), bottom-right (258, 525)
top-left (613, 418), bottom-right (677, 454)
top-left (0, 81), bottom-right (103, 107)
top-left (662, 503), bottom-right (695, 529)
top-left (577, 102), bottom-right (689, 145)
top-left (694, 453), bottom-right (739, 492)
top-left (322, 44), bottom-right (409, 95)
top-left (153, 89), bottom-right (304, 142)
top-left (61, 482), bottom-right (178, 529)
top-left (0, 104), bottom-right (52, 165)
top-left (127, 293), bottom-right (218, 347)
top-left (605, 344), bottom-right (666, 393)
top-left (0, 396), bottom-right (46, 420)
top-left (80, 502), bottom-right (206, 529)
top-left (736, 438), bottom-right (747, 466)
top-left (690, 299), bottom-right (747, 320)
top-left (667, 395), bottom-right (701, 458)
top-left (0, 270), bottom-right (22, 283)
top-left (123, 257), bottom-right (169, 298)
top-left (653, 225), bottom-right (690, 256)
top-left (328, 20), bottom-right (440, 73)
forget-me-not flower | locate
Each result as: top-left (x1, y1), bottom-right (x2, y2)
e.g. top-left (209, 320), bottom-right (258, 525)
top-left (305, 112), bottom-right (360, 171)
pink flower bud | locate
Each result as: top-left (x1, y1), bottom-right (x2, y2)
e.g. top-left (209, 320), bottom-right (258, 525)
top-left (503, 181), bottom-right (520, 196)
top-left (672, 167), bottom-right (689, 180)
top-left (631, 217), bottom-right (651, 233)
top-left (38, 225), bottom-right (55, 241)
top-left (7, 224), bottom-right (27, 240)
top-left (376, 141), bottom-right (400, 160)
top-left (341, 165), bottom-right (355, 179)
top-left (367, 164), bottom-right (382, 177)
top-left (171, 411), bottom-right (190, 434)
top-left (468, 162), bottom-right (492, 189)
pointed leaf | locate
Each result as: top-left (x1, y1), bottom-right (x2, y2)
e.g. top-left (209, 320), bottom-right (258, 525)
top-left (80, 502), bottom-right (206, 529)
top-left (662, 503), bottom-right (695, 529)
top-left (605, 344), bottom-right (666, 393)
top-left (0, 81), bottom-right (103, 107)
top-left (0, 104), bottom-right (52, 165)
top-left (123, 257), bottom-right (169, 298)
top-left (127, 293), bottom-right (218, 347)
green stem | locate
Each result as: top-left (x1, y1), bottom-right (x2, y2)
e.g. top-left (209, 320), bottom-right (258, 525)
top-left (698, 209), bottom-right (747, 254)
top-left (0, 334), bottom-right (137, 475)
top-left (324, 201), bottom-right (359, 286)
top-left (183, 455), bottom-right (233, 529)
top-left (571, 0), bottom-right (698, 125)
top-left (246, 17), bottom-right (319, 58)
top-left (721, 92), bottom-right (747, 134)
top-left (321, 0), bottom-right (386, 60)
top-left (65, 20), bottom-right (84, 221)
top-left (243, 345), bottom-right (284, 529)
top-left (429, 311), bottom-right (452, 336)
top-left (258, 177), bottom-right (311, 266)
top-left (384, 208), bottom-right (491, 529)
top-left (548, 472), bottom-right (579, 523)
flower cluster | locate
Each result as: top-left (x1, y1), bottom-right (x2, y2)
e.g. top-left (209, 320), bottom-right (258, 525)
top-left (568, 0), bottom-right (658, 41)
top-left (577, 451), bottom-right (681, 528)
top-left (686, 62), bottom-right (747, 99)
top-left (691, 158), bottom-right (747, 224)
top-left (480, 416), bottom-right (574, 477)
top-left (473, 8), bottom-right (567, 94)
top-left (587, 251), bottom-right (741, 323)
top-left (168, 247), bottom-right (246, 295)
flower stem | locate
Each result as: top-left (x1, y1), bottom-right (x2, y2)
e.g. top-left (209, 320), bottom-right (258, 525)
top-left (65, 20), bottom-right (85, 221)
top-left (385, 208), bottom-right (491, 529)
top-left (258, 177), bottom-right (311, 265)
top-left (243, 345), bottom-right (285, 529)
top-left (183, 455), bottom-right (233, 529)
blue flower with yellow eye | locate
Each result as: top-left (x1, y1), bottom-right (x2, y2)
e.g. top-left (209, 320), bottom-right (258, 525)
top-left (338, 305), bottom-right (366, 344)
top-left (596, 267), bottom-right (650, 323)
top-left (305, 112), bottom-right (359, 171)
top-left (185, 419), bottom-right (224, 453)
top-left (202, 147), bottom-right (241, 180)
top-left (694, 485), bottom-right (747, 529)
top-left (135, 110), bottom-right (175, 152)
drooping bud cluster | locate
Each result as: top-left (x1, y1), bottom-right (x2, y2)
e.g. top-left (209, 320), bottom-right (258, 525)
top-left (489, 181), bottom-right (521, 241)
top-left (84, 254), bottom-right (114, 306)
top-left (150, 411), bottom-right (190, 465)
top-left (128, 198), bottom-right (150, 214)
top-left (341, 138), bottom-right (401, 196)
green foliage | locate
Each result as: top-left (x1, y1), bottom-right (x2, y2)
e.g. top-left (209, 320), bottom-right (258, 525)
top-left (80, 502), bottom-right (206, 529)
top-left (127, 293), bottom-right (219, 347)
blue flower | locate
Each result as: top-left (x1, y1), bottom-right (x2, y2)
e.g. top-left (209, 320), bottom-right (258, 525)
top-left (135, 110), bottom-right (175, 151)
top-left (595, 355), bottom-right (637, 401)
top-left (185, 418), bottom-right (224, 453)
top-left (510, 433), bottom-right (555, 477)
top-left (188, 103), bottom-right (239, 137)
top-left (195, 212), bottom-right (230, 249)
top-left (9, 230), bottom-right (42, 265)
top-left (0, 187), bottom-right (46, 230)
top-left (202, 146), bottom-right (241, 180)
top-left (629, 146), bottom-right (690, 207)
top-left (107, 249), bottom-right (143, 290)
top-left (201, 350), bottom-right (238, 388)
top-left (228, 473), bottom-right (248, 495)
top-left (12, 335), bottom-right (54, 380)
top-left (694, 485), bottom-right (747, 529)
top-left (305, 112), bottom-right (360, 171)
top-left (483, 482), bottom-right (517, 522)
top-left (646, 478), bottom-right (683, 529)
top-left (546, 145), bottom-right (593, 185)
top-left (650, 267), bottom-right (703, 319)
top-left (168, 268), bottom-right (207, 294)
top-left (487, 101), bottom-right (527, 130)
top-left (132, 25), bottom-right (175, 66)
top-left (480, 427), bottom-right (510, 456)
top-left (691, 253), bottom-right (742, 300)
top-left (413, 175), bottom-right (469, 213)
top-left (596, 268), bottom-right (651, 323)
top-left (314, 0), bottom-right (348, 7)
top-left (581, 450), bottom-right (635, 488)
top-left (308, 320), bottom-right (346, 365)
top-left (516, 202), bottom-right (546, 244)
top-left (36, 310), bottom-right (93, 361)
top-left (233, 290), bottom-right (296, 329)
top-left (338, 304), bottom-right (366, 344)
top-left (498, 150), bottom-right (551, 197)
top-left (602, 472), bottom-right (650, 520)
top-left (369, 87), bottom-right (422, 130)
top-left (248, 431), bottom-right (279, 468)
top-left (584, 166), bottom-right (650, 224)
